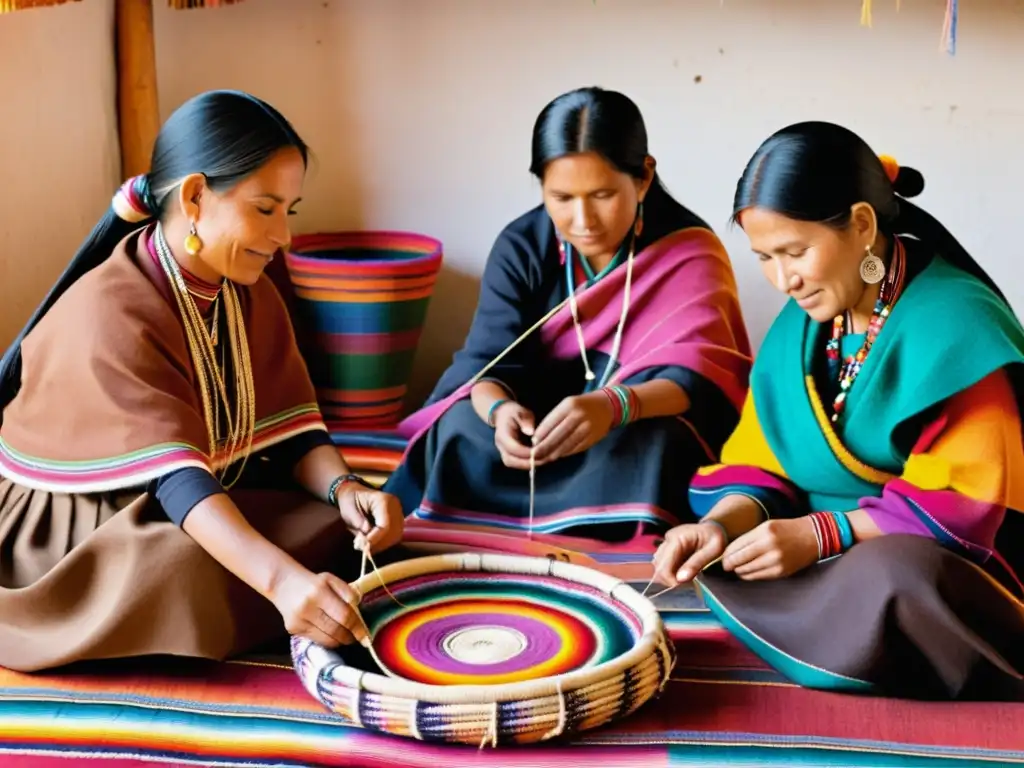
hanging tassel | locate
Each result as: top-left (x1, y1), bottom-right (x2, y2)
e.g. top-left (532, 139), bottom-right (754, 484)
top-left (0, 0), bottom-right (79, 13)
top-left (940, 0), bottom-right (958, 55)
top-left (860, 0), bottom-right (873, 27)
top-left (168, 0), bottom-right (245, 7)
top-left (1, 0), bottom-right (243, 10)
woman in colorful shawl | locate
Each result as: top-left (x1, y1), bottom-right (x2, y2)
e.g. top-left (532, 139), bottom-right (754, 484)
top-left (386, 87), bottom-right (752, 544)
top-left (0, 91), bottom-right (403, 673)
top-left (653, 121), bottom-right (1024, 701)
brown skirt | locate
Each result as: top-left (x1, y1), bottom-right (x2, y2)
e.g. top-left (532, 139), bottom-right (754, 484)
top-left (694, 534), bottom-right (1024, 700)
top-left (0, 476), bottom-right (357, 672)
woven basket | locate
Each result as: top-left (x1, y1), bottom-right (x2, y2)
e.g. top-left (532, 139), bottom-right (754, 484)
top-left (291, 553), bottom-right (675, 746)
top-left (284, 232), bottom-right (443, 429)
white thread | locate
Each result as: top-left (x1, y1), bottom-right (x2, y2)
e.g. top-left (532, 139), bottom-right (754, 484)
top-left (648, 584), bottom-right (676, 600)
top-left (467, 298), bottom-right (571, 387)
top-left (408, 700), bottom-right (422, 740)
top-left (528, 444), bottom-right (536, 539)
top-left (597, 245), bottom-right (636, 389)
top-left (542, 680), bottom-right (567, 740)
top-left (568, 282), bottom-right (596, 381)
top-left (479, 701), bottom-right (499, 749)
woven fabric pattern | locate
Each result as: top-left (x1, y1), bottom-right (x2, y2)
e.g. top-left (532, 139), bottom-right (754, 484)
top-left (285, 232), bottom-right (442, 429)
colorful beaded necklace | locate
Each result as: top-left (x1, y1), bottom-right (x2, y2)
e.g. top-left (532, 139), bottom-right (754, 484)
top-left (825, 236), bottom-right (907, 423)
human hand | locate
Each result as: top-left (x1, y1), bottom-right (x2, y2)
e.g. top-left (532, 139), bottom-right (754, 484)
top-left (270, 566), bottom-right (366, 648)
top-left (651, 521), bottom-right (728, 587)
top-left (530, 392), bottom-right (615, 466)
top-left (337, 484), bottom-right (404, 552)
top-left (492, 402), bottom-right (536, 470)
top-left (720, 517), bottom-right (819, 580)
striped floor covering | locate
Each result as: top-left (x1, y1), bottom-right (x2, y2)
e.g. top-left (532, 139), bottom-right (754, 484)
top-left (1, 431), bottom-right (1021, 766)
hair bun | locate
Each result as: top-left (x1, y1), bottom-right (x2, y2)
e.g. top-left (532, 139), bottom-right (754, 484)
top-left (111, 174), bottom-right (156, 223)
top-left (892, 165), bottom-right (924, 198)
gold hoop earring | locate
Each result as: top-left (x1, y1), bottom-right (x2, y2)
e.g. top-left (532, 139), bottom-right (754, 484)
top-left (184, 221), bottom-right (203, 257)
top-left (859, 245), bottom-right (885, 284)
top-left (634, 201), bottom-right (644, 238)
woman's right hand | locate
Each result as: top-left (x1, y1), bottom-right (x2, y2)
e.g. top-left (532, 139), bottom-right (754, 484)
top-left (492, 402), bottom-right (536, 470)
top-left (652, 521), bottom-right (729, 588)
top-left (269, 566), bottom-right (366, 648)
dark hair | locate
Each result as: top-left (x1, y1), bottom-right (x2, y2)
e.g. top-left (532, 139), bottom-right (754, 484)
top-left (529, 86), bottom-right (708, 239)
top-left (530, 87), bottom-right (650, 181)
top-left (732, 120), bottom-right (1002, 299)
top-left (0, 90), bottom-right (308, 415)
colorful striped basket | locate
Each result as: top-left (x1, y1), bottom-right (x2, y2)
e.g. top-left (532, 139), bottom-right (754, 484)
top-left (284, 232), bottom-right (443, 429)
top-left (292, 553), bottom-right (675, 746)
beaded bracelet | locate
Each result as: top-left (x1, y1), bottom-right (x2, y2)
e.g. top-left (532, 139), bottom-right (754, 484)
top-left (600, 385), bottom-right (640, 428)
top-left (486, 399), bottom-right (509, 427)
top-left (327, 473), bottom-right (375, 507)
top-left (831, 510), bottom-right (855, 551)
top-left (808, 511), bottom-right (854, 560)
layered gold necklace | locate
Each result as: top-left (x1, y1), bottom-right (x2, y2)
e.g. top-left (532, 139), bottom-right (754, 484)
top-left (153, 225), bottom-right (256, 488)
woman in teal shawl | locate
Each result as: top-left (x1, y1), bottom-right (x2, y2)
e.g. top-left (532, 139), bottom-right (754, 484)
top-left (653, 121), bottom-right (1024, 700)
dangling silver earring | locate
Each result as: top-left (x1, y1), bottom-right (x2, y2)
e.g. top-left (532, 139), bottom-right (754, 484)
top-left (859, 245), bottom-right (885, 284)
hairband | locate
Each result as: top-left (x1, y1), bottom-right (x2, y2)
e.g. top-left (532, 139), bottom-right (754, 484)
top-left (111, 175), bottom-right (155, 223)
top-left (877, 154), bottom-right (900, 185)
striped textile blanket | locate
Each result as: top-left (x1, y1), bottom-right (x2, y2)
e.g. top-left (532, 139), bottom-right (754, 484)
top-left (2, 431), bottom-right (1021, 766)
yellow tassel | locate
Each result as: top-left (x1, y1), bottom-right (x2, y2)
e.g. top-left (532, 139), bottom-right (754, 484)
top-left (0, 0), bottom-right (79, 13)
top-left (860, 0), bottom-right (873, 27)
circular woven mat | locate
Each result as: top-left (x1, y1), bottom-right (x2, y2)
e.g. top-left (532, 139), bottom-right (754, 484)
top-left (292, 553), bottom-right (674, 746)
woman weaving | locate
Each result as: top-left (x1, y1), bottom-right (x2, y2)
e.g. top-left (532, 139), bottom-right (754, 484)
top-left (0, 90), bottom-right (403, 672)
top-left (654, 121), bottom-right (1024, 700)
top-left (387, 87), bottom-right (751, 541)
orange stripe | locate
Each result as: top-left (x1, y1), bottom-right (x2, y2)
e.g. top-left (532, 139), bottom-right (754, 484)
top-left (292, 286), bottom-right (436, 303)
top-left (338, 448), bottom-right (401, 472)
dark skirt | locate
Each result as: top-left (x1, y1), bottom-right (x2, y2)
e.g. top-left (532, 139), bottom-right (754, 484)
top-left (385, 399), bottom-right (712, 542)
top-left (694, 534), bottom-right (1024, 700)
top-left (0, 477), bottom-right (359, 672)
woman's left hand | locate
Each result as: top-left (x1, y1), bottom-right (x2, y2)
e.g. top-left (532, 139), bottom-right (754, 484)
top-left (531, 392), bottom-right (615, 466)
top-left (720, 518), bottom-right (819, 581)
top-left (336, 485), bottom-right (404, 553)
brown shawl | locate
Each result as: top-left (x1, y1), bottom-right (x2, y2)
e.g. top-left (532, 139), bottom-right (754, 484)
top-left (0, 228), bottom-right (326, 492)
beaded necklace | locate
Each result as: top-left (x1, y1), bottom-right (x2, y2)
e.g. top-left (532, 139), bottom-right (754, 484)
top-left (561, 232), bottom-right (637, 390)
top-left (825, 236), bottom-right (907, 423)
top-left (153, 225), bottom-right (256, 487)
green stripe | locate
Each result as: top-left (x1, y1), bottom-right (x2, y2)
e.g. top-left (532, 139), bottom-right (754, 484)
top-left (317, 351), bottom-right (418, 389)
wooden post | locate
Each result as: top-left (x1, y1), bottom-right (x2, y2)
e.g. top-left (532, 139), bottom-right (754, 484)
top-left (115, 0), bottom-right (159, 178)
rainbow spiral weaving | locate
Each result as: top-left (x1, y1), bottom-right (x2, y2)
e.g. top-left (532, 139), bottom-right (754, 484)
top-left (363, 574), bottom-right (639, 686)
top-left (284, 232), bottom-right (442, 429)
top-left (292, 553), bottom-right (674, 746)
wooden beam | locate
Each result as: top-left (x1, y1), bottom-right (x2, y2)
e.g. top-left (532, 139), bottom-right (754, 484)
top-left (115, 0), bottom-right (159, 179)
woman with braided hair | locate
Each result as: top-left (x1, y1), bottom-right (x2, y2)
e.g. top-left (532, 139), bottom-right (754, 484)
top-left (0, 90), bottom-right (403, 672)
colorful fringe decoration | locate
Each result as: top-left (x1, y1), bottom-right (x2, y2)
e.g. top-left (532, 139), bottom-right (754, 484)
top-left (0, 0), bottom-right (241, 11)
top-left (0, 0), bottom-right (77, 12)
top-left (860, 0), bottom-right (956, 55)
top-left (167, 0), bottom-right (244, 7)
top-left (941, 0), bottom-right (959, 55)
top-left (285, 232), bottom-right (443, 430)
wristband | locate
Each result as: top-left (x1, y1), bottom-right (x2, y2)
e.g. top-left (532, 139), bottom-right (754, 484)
top-left (487, 399), bottom-right (509, 427)
top-left (327, 473), bottom-right (374, 506)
